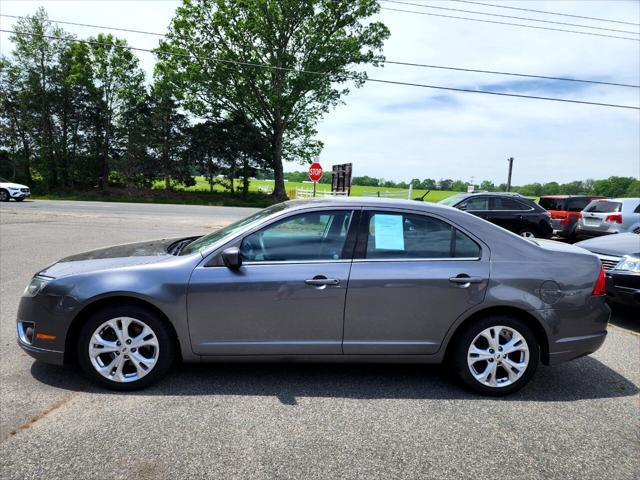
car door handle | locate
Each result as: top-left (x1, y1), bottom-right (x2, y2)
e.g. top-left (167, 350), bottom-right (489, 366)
top-left (449, 275), bottom-right (483, 286)
top-left (305, 277), bottom-right (340, 287)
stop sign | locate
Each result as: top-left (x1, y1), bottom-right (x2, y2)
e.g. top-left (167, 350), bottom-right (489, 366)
top-left (308, 162), bottom-right (323, 182)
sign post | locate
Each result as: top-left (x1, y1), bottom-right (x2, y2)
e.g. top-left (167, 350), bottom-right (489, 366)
top-left (307, 159), bottom-right (323, 197)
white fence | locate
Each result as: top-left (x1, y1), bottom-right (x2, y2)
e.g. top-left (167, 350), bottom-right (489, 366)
top-left (295, 187), bottom-right (349, 199)
top-left (362, 185), bottom-right (413, 200)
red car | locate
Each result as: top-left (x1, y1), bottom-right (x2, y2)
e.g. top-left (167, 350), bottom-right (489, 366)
top-left (539, 195), bottom-right (604, 240)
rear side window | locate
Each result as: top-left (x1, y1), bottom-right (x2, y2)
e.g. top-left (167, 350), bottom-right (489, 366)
top-left (365, 212), bottom-right (480, 259)
top-left (585, 201), bottom-right (622, 213)
top-left (632, 201), bottom-right (640, 213)
top-left (491, 197), bottom-right (531, 211)
top-left (539, 197), bottom-right (566, 211)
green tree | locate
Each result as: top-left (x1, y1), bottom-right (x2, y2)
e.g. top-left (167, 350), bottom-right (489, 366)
top-left (438, 178), bottom-right (454, 191)
top-left (88, 33), bottom-right (146, 188)
top-left (479, 180), bottom-right (496, 192)
top-left (158, 0), bottom-right (389, 200)
top-left (625, 179), bottom-right (640, 197)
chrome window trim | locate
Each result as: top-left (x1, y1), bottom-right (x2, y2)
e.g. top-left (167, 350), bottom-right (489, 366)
top-left (352, 257), bottom-right (481, 263)
top-left (242, 259), bottom-right (352, 266)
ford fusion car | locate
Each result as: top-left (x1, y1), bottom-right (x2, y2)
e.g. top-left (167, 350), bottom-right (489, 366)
top-left (17, 198), bottom-right (610, 395)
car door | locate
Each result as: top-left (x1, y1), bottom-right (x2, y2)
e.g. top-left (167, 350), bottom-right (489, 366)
top-left (486, 196), bottom-right (532, 233)
top-left (187, 208), bottom-right (357, 356)
top-left (343, 209), bottom-right (489, 355)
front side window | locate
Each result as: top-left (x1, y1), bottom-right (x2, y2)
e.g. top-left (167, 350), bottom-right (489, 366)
top-left (365, 212), bottom-right (480, 259)
top-left (460, 196), bottom-right (489, 211)
top-left (240, 210), bottom-right (353, 262)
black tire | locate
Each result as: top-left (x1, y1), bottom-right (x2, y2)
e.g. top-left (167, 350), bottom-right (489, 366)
top-left (450, 315), bottom-right (539, 396)
top-left (517, 227), bottom-right (538, 238)
top-left (77, 304), bottom-right (175, 391)
top-left (0, 189), bottom-right (9, 202)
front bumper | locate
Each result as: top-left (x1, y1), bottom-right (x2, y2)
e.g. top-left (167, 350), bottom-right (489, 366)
top-left (17, 338), bottom-right (64, 365)
top-left (8, 189), bottom-right (30, 199)
top-left (606, 271), bottom-right (640, 309)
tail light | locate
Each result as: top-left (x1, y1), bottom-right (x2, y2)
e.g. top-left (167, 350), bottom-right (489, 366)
top-left (578, 212), bottom-right (583, 219)
top-left (592, 266), bottom-right (607, 296)
top-left (559, 217), bottom-right (570, 225)
top-left (605, 214), bottom-right (622, 224)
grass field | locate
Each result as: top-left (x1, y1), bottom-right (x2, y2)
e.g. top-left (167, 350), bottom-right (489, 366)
top-left (152, 176), bottom-right (461, 203)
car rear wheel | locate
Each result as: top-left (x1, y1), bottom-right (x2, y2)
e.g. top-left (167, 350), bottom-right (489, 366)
top-left (77, 305), bottom-right (174, 390)
top-left (518, 227), bottom-right (538, 238)
top-left (451, 315), bottom-right (539, 396)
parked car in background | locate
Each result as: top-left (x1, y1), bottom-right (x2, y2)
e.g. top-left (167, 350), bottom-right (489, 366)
top-left (575, 198), bottom-right (640, 239)
top-left (538, 195), bottom-right (603, 240)
top-left (576, 232), bottom-right (640, 310)
top-left (439, 192), bottom-right (553, 238)
top-left (17, 198), bottom-right (608, 395)
top-left (0, 177), bottom-right (31, 202)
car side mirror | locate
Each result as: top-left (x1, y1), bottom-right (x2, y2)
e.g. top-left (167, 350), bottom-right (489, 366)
top-left (221, 247), bottom-right (242, 270)
top-left (458, 204), bottom-right (467, 211)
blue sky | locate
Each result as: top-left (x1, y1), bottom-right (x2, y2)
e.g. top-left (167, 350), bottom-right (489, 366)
top-left (1, 0), bottom-right (639, 185)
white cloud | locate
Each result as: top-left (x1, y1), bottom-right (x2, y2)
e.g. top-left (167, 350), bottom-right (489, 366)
top-left (1, 0), bottom-right (638, 184)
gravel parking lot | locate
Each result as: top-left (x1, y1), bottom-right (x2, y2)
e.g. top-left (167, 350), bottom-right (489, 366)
top-left (1, 200), bottom-right (638, 480)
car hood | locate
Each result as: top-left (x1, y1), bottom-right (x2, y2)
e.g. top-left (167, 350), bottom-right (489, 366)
top-left (575, 233), bottom-right (640, 257)
top-left (1, 182), bottom-right (28, 189)
top-left (39, 238), bottom-right (182, 278)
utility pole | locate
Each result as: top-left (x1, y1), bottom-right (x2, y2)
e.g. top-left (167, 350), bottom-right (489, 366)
top-left (506, 157), bottom-right (514, 192)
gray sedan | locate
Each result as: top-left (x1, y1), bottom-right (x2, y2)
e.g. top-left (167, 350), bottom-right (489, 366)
top-left (17, 198), bottom-right (609, 395)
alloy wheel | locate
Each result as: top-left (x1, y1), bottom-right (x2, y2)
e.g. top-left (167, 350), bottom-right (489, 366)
top-left (88, 317), bottom-right (160, 383)
top-left (467, 325), bottom-right (530, 388)
top-left (0, 190), bottom-right (8, 202)
top-left (520, 231), bottom-right (536, 238)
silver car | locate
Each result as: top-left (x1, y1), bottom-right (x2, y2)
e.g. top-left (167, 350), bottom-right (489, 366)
top-left (575, 198), bottom-right (640, 239)
top-left (17, 198), bottom-right (609, 396)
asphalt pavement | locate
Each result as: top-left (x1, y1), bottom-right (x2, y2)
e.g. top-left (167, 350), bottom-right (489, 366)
top-left (0, 199), bottom-right (638, 480)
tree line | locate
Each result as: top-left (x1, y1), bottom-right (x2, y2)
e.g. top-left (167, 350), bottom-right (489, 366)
top-left (281, 172), bottom-right (640, 197)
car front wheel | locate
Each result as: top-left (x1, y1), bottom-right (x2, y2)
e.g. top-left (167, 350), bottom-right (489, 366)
top-left (518, 227), bottom-right (538, 238)
top-left (451, 315), bottom-right (539, 396)
top-left (77, 305), bottom-right (174, 390)
top-left (0, 190), bottom-right (9, 202)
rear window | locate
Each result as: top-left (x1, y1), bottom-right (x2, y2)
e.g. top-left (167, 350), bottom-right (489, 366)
top-left (585, 200), bottom-right (622, 213)
top-left (566, 197), bottom-right (591, 212)
top-left (539, 197), bottom-right (566, 211)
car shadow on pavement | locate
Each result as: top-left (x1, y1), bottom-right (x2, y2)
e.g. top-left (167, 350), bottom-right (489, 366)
top-left (31, 355), bottom-right (638, 405)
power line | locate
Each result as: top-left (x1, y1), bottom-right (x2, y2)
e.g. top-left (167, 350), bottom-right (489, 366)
top-left (2, 14), bottom-right (637, 88)
top-left (380, 1), bottom-right (640, 35)
top-left (1, 29), bottom-right (638, 111)
top-left (451, 0), bottom-right (640, 27)
top-left (379, 6), bottom-right (640, 41)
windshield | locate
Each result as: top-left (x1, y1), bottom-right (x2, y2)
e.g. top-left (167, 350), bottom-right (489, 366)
top-left (438, 194), bottom-right (468, 207)
top-left (180, 203), bottom-right (287, 255)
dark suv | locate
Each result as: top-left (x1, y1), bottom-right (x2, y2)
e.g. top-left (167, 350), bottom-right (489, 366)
top-left (439, 192), bottom-right (553, 238)
top-left (539, 195), bottom-right (604, 240)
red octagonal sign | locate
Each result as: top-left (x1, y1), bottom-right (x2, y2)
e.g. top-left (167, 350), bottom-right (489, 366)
top-left (308, 162), bottom-right (323, 183)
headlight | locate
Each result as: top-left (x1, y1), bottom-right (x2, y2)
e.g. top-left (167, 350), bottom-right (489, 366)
top-left (614, 256), bottom-right (640, 273)
top-left (23, 275), bottom-right (52, 297)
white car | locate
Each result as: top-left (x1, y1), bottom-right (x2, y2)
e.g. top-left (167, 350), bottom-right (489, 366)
top-left (0, 176), bottom-right (31, 202)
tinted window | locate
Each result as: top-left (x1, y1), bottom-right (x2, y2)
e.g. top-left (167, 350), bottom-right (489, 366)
top-left (566, 197), bottom-right (590, 212)
top-left (634, 202), bottom-right (640, 214)
top-left (492, 197), bottom-right (530, 211)
top-left (539, 197), bottom-right (566, 211)
top-left (585, 201), bottom-right (622, 213)
top-left (460, 196), bottom-right (489, 211)
top-left (365, 212), bottom-right (480, 259)
top-left (240, 210), bottom-right (352, 262)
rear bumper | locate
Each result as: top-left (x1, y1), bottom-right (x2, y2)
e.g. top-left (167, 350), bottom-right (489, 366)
top-left (17, 338), bottom-right (65, 365)
top-left (547, 331), bottom-right (607, 365)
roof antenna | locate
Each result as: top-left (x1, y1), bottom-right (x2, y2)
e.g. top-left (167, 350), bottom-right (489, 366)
top-left (414, 190), bottom-right (430, 202)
